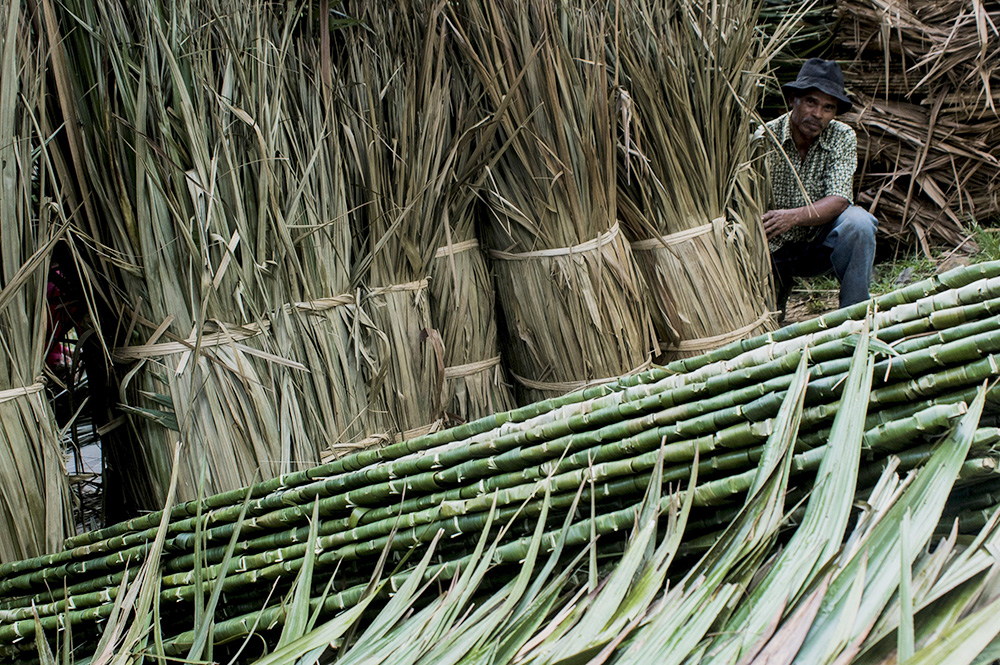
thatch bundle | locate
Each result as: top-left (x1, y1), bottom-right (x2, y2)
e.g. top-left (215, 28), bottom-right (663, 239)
top-left (430, 224), bottom-right (516, 424)
top-left (429, 165), bottom-right (516, 423)
top-left (450, 0), bottom-right (658, 404)
top-left (339, 2), bottom-right (454, 439)
top-left (612, 0), bottom-right (777, 358)
top-left (48, 0), bottom-right (381, 508)
top-left (837, 0), bottom-right (1000, 251)
top-left (0, 2), bottom-right (72, 563)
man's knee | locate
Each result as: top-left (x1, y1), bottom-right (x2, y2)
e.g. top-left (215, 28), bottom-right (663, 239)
top-left (833, 206), bottom-right (877, 244)
top-left (823, 206), bottom-right (878, 253)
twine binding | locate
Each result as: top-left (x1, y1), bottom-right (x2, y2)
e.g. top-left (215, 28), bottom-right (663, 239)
top-left (0, 381), bottom-right (45, 405)
top-left (369, 279), bottom-right (430, 297)
top-left (672, 311), bottom-right (773, 353)
top-left (444, 356), bottom-right (501, 380)
top-left (630, 217), bottom-right (723, 251)
top-left (435, 239), bottom-right (480, 259)
top-left (511, 355), bottom-right (654, 394)
top-left (488, 222), bottom-right (621, 261)
top-left (114, 293), bottom-right (357, 362)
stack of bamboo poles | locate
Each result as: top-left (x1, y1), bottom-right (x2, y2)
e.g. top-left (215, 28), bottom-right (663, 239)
top-left (46, 0), bottom-right (381, 509)
top-left (837, 0), bottom-right (1000, 252)
top-left (611, 0), bottom-right (777, 358)
top-left (0, 1), bottom-right (72, 564)
top-left (448, 0), bottom-right (658, 405)
top-left (4, 261), bottom-right (1000, 660)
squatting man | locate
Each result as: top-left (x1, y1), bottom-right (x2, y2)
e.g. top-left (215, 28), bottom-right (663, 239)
top-left (759, 58), bottom-right (878, 319)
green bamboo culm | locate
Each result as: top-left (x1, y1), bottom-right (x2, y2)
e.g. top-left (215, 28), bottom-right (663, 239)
top-left (5, 263), bottom-right (1000, 661)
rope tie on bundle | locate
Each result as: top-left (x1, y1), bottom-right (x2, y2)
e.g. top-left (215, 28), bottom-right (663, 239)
top-left (113, 322), bottom-right (269, 362)
top-left (487, 222), bottom-right (620, 260)
top-left (629, 217), bottom-right (722, 251)
top-left (434, 239), bottom-right (480, 258)
top-left (511, 354), bottom-right (654, 394)
top-left (289, 293), bottom-right (356, 312)
top-left (113, 293), bottom-right (357, 364)
top-left (444, 356), bottom-right (502, 380)
top-left (0, 379), bottom-right (45, 405)
top-left (672, 311), bottom-right (774, 353)
top-left (368, 279), bottom-right (430, 298)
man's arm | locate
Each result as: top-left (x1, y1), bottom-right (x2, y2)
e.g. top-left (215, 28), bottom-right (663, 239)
top-left (763, 195), bottom-right (849, 240)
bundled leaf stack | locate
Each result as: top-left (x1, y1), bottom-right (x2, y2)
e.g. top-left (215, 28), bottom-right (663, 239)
top-left (450, 0), bottom-right (659, 404)
top-left (340, 2), bottom-right (451, 441)
top-left (4, 261), bottom-right (1000, 662)
top-left (0, 2), bottom-right (72, 564)
top-left (612, 0), bottom-right (778, 357)
top-left (427, 66), bottom-right (517, 425)
top-left (40, 0), bottom-right (385, 509)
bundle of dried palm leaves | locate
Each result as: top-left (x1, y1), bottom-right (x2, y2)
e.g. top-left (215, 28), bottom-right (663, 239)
top-left (428, 71), bottom-right (516, 424)
top-left (611, 0), bottom-right (778, 358)
top-left (0, 2), bottom-right (72, 563)
top-left (339, 2), bottom-right (455, 440)
top-left (49, 0), bottom-right (381, 509)
top-left (837, 0), bottom-right (1000, 251)
top-left (449, 0), bottom-right (658, 404)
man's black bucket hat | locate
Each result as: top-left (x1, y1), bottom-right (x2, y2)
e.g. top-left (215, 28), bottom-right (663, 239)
top-left (782, 58), bottom-right (853, 114)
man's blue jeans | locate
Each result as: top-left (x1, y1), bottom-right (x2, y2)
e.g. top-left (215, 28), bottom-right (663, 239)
top-left (771, 205), bottom-right (878, 309)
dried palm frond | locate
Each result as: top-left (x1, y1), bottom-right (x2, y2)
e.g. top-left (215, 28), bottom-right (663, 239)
top-left (0, 1), bottom-right (72, 563)
top-left (429, 59), bottom-right (516, 425)
top-left (611, 0), bottom-right (779, 358)
top-left (449, 0), bottom-right (657, 404)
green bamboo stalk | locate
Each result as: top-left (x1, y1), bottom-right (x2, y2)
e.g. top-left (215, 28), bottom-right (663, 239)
top-left (14, 376), bottom-right (991, 625)
top-left (48, 275), bottom-right (1000, 562)
top-left (6, 334), bottom-right (1000, 603)
top-left (47, 303), bottom-right (1000, 563)
top-left (52, 264), bottom-right (1000, 555)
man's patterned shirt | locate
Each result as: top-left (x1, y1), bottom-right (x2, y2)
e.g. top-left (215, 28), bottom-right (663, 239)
top-left (759, 113), bottom-right (857, 251)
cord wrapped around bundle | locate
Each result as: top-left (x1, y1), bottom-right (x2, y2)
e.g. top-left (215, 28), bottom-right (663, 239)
top-left (630, 218), bottom-right (776, 358)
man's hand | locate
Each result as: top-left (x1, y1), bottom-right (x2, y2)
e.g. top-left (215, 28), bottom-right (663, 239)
top-left (763, 197), bottom-right (851, 240)
top-left (762, 209), bottom-right (799, 239)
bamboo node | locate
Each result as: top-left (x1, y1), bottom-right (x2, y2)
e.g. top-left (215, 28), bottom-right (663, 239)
top-left (511, 355), bottom-right (654, 394)
top-left (444, 356), bottom-right (502, 380)
top-left (0, 379), bottom-right (46, 405)
top-left (629, 218), bottom-right (722, 251)
top-left (671, 311), bottom-right (775, 353)
top-left (435, 239), bottom-right (480, 258)
top-left (487, 222), bottom-right (621, 260)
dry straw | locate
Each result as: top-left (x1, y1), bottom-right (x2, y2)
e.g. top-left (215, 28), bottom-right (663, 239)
top-left (449, 0), bottom-right (658, 404)
top-left (47, 0), bottom-right (382, 508)
top-left (340, 1), bottom-right (462, 439)
top-left (0, 2), bottom-right (72, 563)
top-left (428, 56), bottom-right (516, 424)
top-left (611, 0), bottom-right (779, 358)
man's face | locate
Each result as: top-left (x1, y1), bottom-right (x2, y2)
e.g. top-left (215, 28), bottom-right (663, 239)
top-left (789, 90), bottom-right (839, 143)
